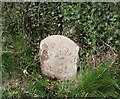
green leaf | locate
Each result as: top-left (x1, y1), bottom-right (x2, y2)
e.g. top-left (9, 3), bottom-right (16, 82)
top-left (108, 37), bottom-right (113, 43)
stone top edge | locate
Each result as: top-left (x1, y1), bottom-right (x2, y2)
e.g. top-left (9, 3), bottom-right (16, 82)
top-left (40, 35), bottom-right (79, 48)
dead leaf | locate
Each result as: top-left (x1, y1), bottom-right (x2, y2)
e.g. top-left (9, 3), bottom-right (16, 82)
top-left (55, 93), bottom-right (58, 95)
top-left (34, 95), bottom-right (39, 97)
top-left (64, 95), bottom-right (68, 99)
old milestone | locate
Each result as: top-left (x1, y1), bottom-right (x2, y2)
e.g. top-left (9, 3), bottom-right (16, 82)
top-left (39, 35), bottom-right (79, 80)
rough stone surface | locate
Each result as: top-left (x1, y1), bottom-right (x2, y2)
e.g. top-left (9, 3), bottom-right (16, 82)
top-left (39, 35), bottom-right (79, 79)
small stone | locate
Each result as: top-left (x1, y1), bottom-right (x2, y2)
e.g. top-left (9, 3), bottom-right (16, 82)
top-left (39, 35), bottom-right (79, 80)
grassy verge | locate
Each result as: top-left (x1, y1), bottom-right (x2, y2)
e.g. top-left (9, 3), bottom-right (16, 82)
top-left (2, 60), bottom-right (120, 98)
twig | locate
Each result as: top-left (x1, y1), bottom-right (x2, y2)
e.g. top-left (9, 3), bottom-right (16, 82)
top-left (37, 2), bottom-right (41, 26)
top-left (100, 39), bottom-right (118, 67)
top-left (22, 3), bottom-right (25, 37)
top-left (100, 39), bottom-right (116, 55)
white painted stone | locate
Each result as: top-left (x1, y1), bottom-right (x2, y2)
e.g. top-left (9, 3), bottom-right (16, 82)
top-left (39, 35), bottom-right (79, 80)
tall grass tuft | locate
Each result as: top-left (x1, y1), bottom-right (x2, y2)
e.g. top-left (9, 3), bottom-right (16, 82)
top-left (68, 62), bottom-right (120, 98)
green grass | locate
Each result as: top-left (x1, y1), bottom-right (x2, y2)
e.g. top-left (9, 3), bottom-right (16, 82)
top-left (21, 61), bottom-right (120, 98)
top-left (67, 62), bottom-right (120, 98)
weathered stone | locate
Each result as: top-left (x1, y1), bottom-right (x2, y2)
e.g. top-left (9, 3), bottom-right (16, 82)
top-left (39, 35), bottom-right (79, 80)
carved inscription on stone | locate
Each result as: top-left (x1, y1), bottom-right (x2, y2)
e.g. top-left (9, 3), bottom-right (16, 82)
top-left (40, 35), bottom-right (79, 79)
